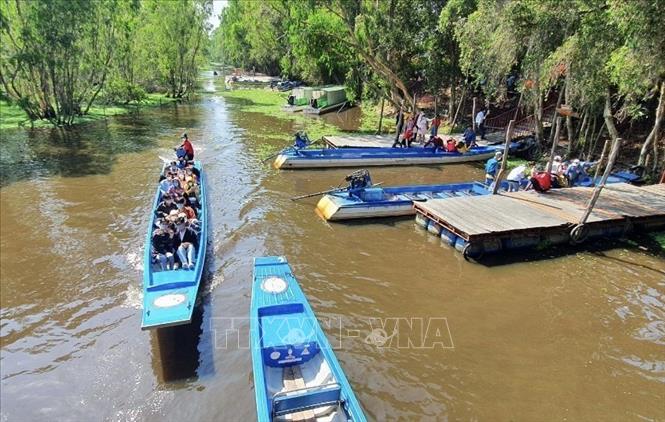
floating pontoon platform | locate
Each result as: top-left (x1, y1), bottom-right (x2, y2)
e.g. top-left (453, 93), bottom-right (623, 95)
top-left (414, 183), bottom-right (665, 259)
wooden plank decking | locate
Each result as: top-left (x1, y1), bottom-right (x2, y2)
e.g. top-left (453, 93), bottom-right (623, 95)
top-left (414, 184), bottom-right (665, 241)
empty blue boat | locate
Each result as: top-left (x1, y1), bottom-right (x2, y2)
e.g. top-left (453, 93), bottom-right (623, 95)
top-left (141, 161), bottom-right (207, 330)
top-left (251, 256), bottom-right (366, 421)
top-left (317, 181), bottom-right (490, 220)
top-left (274, 145), bottom-right (499, 169)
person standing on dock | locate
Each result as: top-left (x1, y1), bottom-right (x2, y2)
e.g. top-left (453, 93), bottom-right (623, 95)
top-left (430, 114), bottom-right (442, 138)
top-left (393, 107), bottom-right (404, 148)
top-left (475, 109), bottom-right (489, 140)
top-left (416, 112), bottom-right (428, 143)
top-left (485, 151), bottom-right (502, 187)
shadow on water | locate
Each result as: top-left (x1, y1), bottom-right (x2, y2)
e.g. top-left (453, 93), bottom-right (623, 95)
top-left (150, 305), bottom-right (205, 384)
top-left (471, 233), bottom-right (665, 268)
top-left (0, 105), bottom-right (187, 188)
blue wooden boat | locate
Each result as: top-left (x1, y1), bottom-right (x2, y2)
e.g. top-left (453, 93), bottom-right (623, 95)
top-left (274, 145), bottom-right (499, 169)
top-left (141, 161), bottom-right (207, 330)
top-left (318, 181), bottom-right (489, 220)
top-left (251, 256), bottom-right (366, 421)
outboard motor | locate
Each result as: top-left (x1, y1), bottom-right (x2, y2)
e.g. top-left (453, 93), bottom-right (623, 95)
top-left (293, 131), bottom-right (310, 149)
top-left (345, 169), bottom-right (372, 190)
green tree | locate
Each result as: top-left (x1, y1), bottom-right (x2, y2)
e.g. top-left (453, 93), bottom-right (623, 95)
top-left (0, 0), bottom-right (122, 125)
top-left (137, 0), bottom-right (212, 98)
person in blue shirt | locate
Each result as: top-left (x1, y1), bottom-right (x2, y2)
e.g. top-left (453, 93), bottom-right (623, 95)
top-left (485, 151), bottom-right (502, 186)
top-left (565, 159), bottom-right (582, 186)
top-left (463, 126), bottom-right (476, 148)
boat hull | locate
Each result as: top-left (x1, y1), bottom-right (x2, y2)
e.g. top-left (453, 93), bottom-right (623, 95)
top-left (141, 161), bottom-right (207, 330)
top-left (302, 101), bottom-right (348, 115)
top-left (282, 105), bottom-right (305, 113)
top-left (274, 147), bottom-right (498, 169)
top-left (250, 256), bottom-right (366, 421)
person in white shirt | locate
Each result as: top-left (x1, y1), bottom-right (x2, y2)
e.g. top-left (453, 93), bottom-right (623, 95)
top-left (550, 155), bottom-right (563, 175)
top-left (506, 164), bottom-right (527, 192)
top-left (475, 109), bottom-right (489, 139)
top-left (416, 112), bottom-right (428, 143)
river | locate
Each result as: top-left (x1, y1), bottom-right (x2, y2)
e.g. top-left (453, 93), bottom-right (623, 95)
top-left (1, 72), bottom-right (664, 421)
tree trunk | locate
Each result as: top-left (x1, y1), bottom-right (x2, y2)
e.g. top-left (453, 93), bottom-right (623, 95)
top-left (565, 78), bottom-right (575, 155)
top-left (548, 84), bottom-right (565, 145)
top-left (603, 89), bottom-right (620, 142)
top-left (533, 88), bottom-right (544, 147)
top-left (638, 81), bottom-right (664, 166)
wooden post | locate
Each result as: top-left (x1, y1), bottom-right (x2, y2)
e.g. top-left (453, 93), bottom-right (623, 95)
top-left (434, 96), bottom-right (438, 116)
top-left (472, 97), bottom-right (477, 132)
top-left (546, 116), bottom-right (562, 173)
top-left (377, 97), bottom-right (385, 134)
top-left (513, 91), bottom-right (523, 121)
top-left (492, 120), bottom-right (516, 194)
top-left (592, 138), bottom-right (610, 185)
top-left (578, 137), bottom-right (622, 225)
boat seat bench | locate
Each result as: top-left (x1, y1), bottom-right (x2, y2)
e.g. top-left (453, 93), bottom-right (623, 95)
top-left (272, 384), bottom-right (342, 418)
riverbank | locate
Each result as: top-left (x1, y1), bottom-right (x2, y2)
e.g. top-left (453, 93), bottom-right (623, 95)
top-left (0, 94), bottom-right (177, 131)
top-left (219, 88), bottom-right (386, 139)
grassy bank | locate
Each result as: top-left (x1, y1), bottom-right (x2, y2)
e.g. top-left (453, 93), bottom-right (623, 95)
top-left (219, 88), bottom-right (386, 140)
top-left (0, 93), bottom-right (176, 131)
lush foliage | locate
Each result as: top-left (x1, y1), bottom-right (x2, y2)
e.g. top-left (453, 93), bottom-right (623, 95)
top-left (212, 0), bottom-right (663, 170)
top-left (0, 0), bottom-right (211, 126)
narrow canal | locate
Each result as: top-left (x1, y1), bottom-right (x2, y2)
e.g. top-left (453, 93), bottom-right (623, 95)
top-left (1, 73), bottom-right (664, 421)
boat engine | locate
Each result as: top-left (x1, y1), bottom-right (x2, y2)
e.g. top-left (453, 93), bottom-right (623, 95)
top-left (293, 131), bottom-right (310, 149)
top-left (345, 169), bottom-right (373, 193)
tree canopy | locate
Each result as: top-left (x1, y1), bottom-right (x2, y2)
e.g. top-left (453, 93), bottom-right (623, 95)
top-left (212, 0), bottom-right (664, 168)
top-left (0, 0), bottom-right (212, 126)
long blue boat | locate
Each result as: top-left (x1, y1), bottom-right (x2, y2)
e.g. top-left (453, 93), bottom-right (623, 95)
top-left (251, 256), bottom-right (366, 421)
top-left (274, 145), bottom-right (499, 169)
top-left (141, 161), bottom-right (207, 330)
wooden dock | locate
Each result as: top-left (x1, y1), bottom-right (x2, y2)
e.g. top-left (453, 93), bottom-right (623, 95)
top-left (413, 183), bottom-right (665, 258)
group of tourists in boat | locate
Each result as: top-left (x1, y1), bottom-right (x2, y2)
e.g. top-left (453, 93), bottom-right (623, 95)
top-left (151, 134), bottom-right (201, 271)
top-left (484, 150), bottom-right (598, 193)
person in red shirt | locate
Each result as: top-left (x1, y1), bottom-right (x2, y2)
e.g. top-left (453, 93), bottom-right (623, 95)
top-left (179, 133), bottom-right (194, 160)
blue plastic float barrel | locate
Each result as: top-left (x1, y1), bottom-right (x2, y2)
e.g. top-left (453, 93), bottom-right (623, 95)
top-left (415, 214), bottom-right (430, 230)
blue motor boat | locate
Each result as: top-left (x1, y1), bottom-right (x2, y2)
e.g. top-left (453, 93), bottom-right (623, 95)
top-left (141, 161), bottom-right (207, 330)
top-left (251, 256), bottom-right (366, 421)
top-left (274, 145), bottom-right (500, 169)
top-left (315, 170), bottom-right (490, 220)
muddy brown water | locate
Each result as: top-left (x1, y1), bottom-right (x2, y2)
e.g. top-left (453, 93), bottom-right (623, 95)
top-left (2, 74), bottom-right (665, 421)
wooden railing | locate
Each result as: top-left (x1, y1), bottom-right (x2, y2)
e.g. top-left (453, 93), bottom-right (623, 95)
top-left (486, 104), bottom-right (557, 139)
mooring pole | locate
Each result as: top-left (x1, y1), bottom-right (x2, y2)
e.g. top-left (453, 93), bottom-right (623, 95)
top-left (578, 137), bottom-right (622, 225)
top-left (592, 138), bottom-right (610, 186)
top-left (492, 119), bottom-right (516, 194)
top-left (472, 97), bottom-right (477, 132)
